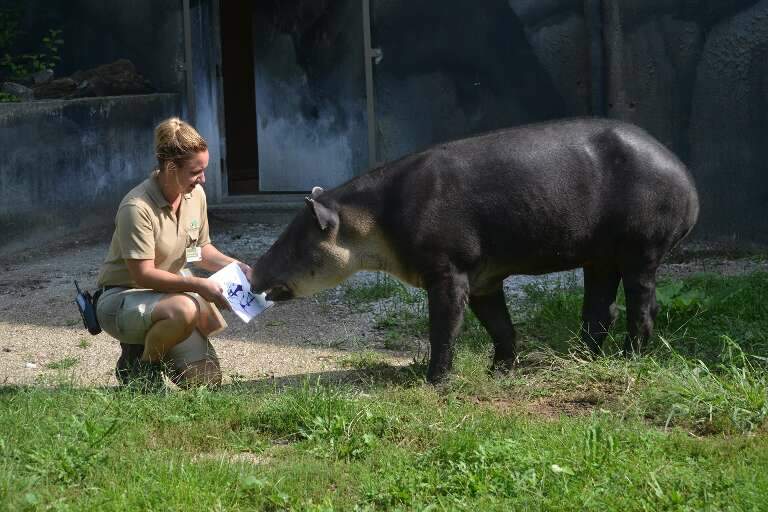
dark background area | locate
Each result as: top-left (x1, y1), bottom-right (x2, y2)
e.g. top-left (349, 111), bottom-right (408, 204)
top-left (1, 0), bottom-right (767, 244)
top-left (0, 0), bottom-right (183, 92)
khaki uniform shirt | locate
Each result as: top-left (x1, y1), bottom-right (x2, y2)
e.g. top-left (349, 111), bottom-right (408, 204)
top-left (97, 171), bottom-right (211, 288)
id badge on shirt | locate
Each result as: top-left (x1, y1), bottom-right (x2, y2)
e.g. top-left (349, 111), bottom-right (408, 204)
top-left (186, 245), bottom-right (202, 263)
top-left (186, 227), bottom-right (201, 263)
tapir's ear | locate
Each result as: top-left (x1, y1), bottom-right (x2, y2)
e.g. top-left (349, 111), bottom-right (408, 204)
top-left (311, 186), bottom-right (324, 199)
top-left (304, 197), bottom-right (337, 231)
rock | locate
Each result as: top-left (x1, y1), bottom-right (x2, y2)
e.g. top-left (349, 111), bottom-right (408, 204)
top-left (33, 78), bottom-right (78, 99)
top-left (31, 59), bottom-right (154, 100)
top-left (1, 82), bottom-right (33, 101)
top-left (32, 69), bottom-right (54, 85)
top-left (68, 59), bottom-right (154, 98)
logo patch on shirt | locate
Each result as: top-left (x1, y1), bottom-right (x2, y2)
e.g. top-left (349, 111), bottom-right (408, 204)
top-left (190, 219), bottom-right (199, 230)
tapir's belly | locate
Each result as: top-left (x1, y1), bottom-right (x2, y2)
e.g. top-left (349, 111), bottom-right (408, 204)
top-left (473, 242), bottom-right (595, 285)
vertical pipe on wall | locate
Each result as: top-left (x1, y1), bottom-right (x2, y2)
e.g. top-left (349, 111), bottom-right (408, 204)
top-left (585, 0), bottom-right (606, 116)
top-left (601, 0), bottom-right (626, 120)
top-left (362, 0), bottom-right (378, 169)
top-left (182, 0), bottom-right (197, 124)
top-left (210, 0), bottom-right (228, 197)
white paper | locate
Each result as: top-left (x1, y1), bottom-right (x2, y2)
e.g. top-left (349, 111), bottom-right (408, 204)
top-left (208, 262), bottom-right (273, 323)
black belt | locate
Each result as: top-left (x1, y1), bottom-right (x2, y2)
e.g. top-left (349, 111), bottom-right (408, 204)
top-left (93, 285), bottom-right (123, 307)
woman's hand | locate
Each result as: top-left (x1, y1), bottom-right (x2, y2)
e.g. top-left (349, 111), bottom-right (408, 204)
top-left (237, 261), bottom-right (253, 283)
top-left (196, 278), bottom-right (230, 310)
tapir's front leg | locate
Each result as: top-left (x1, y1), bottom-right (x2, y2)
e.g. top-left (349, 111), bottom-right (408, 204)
top-left (425, 270), bottom-right (469, 384)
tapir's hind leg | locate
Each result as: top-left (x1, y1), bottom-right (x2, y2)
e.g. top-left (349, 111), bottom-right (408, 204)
top-left (622, 265), bottom-right (659, 355)
top-left (425, 270), bottom-right (469, 383)
top-left (580, 265), bottom-right (621, 354)
top-left (469, 286), bottom-right (517, 372)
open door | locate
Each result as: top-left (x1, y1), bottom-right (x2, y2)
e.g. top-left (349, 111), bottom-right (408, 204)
top-left (220, 0), bottom-right (260, 195)
top-left (219, 1), bottom-right (372, 195)
top-left (250, 1), bottom-right (368, 192)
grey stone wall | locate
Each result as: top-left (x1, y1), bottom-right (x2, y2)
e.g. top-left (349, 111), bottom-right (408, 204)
top-left (602, 0), bottom-right (768, 243)
top-left (371, 0), bottom-right (578, 162)
top-left (0, 94), bottom-right (181, 243)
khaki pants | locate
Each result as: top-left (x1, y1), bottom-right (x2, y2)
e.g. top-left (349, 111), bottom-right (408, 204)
top-left (96, 287), bottom-right (221, 386)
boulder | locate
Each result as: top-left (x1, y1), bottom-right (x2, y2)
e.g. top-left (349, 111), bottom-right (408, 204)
top-left (33, 78), bottom-right (78, 99)
top-left (68, 59), bottom-right (154, 98)
top-left (32, 59), bottom-right (154, 100)
top-left (1, 82), bottom-right (33, 101)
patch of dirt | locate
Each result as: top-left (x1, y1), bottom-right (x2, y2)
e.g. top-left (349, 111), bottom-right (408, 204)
top-left (661, 258), bottom-right (768, 279)
top-left (469, 392), bottom-right (609, 419)
top-left (525, 396), bottom-right (601, 419)
top-left (193, 451), bottom-right (273, 466)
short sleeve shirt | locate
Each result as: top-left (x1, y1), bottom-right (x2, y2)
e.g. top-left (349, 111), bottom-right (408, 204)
top-left (97, 171), bottom-right (211, 288)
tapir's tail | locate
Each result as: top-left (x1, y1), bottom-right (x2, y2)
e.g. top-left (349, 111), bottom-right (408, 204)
top-left (670, 172), bottom-right (700, 251)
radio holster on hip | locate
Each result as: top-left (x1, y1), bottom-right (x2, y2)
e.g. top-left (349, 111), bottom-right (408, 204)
top-left (74, 280), bottom-right (102, 335)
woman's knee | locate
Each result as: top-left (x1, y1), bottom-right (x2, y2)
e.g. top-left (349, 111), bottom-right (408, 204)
top-left (154, 294), bottom-right (200, 333)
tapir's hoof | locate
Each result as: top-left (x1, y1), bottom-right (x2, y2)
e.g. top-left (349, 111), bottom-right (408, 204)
top-left (491, 357), bottom-right (516, 377)
top-left (622, 346), bottom-right (642, 359)
top-left (426, 367), bottom-right (450, 385)
top-left (584, 347), bottom-right (603, 360)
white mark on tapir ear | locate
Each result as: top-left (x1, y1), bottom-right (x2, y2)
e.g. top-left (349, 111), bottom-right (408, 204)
top-left (311, 186), bottom-right (324, 199)
top-left (304, 197), bottom-right (336, 231)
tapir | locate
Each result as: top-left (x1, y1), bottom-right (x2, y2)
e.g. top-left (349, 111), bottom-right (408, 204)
top-left (251, 118), bottom-right (700, 383)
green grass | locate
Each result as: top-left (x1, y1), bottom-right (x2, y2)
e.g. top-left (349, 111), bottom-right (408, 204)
top-left (2, 271), bottom-right (768, 510)
top-left (337, 351), bottom-right (391, 371)
top-left (44, 357), bottom-right (79, 370)
top-left (520, 272), bottom-right (768, 359)
top-left (2, 382), bottom-right (767, 510)
top-left (342, 273), bottom-right (411, 310)
top-left (342, 272), bottom-right (429, 351)
top-left (0, 92), bottom-right (19, 103)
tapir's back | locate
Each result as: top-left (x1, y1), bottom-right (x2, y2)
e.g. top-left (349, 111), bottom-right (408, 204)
top-left (374, 118), bottom-right (699, 275)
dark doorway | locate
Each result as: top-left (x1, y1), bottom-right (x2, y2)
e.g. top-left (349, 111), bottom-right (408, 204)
top-left (220, 0), bottom-right (259, 194)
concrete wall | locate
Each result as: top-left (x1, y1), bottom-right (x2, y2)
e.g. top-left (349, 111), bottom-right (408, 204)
top-left (371, 0), bottom-right (577, 162)
top-left (2, 0), bottom-right (767, 245)
top-left (0, 0), bottom-right (224, 247)
top-left (0, 94), bottom-right (181, 244)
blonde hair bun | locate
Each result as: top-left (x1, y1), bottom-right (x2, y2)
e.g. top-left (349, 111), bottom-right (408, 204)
top-left (155, 117), bottom-right (208, 171)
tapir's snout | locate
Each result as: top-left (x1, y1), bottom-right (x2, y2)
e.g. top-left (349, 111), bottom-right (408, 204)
top-left (250, 270), bottom-right (294, 301)
top-left (264, 284), bottom-right (294, 302)
top-left (249, 257), bottom-right (283, 298)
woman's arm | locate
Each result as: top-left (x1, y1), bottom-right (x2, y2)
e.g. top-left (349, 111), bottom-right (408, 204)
top-left (196, 244), bottom-right (253, 282)
top-left (125, 259), bottom-right (230, 310)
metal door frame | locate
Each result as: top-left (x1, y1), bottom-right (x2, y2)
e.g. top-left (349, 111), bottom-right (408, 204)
top-left (362, 0), bottom-right (380, 169)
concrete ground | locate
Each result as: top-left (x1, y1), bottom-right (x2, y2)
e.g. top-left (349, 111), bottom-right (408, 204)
top-left (0, 212), bottom-right (414, 388)
top-left (1, 210), bottom-right (766, 388)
